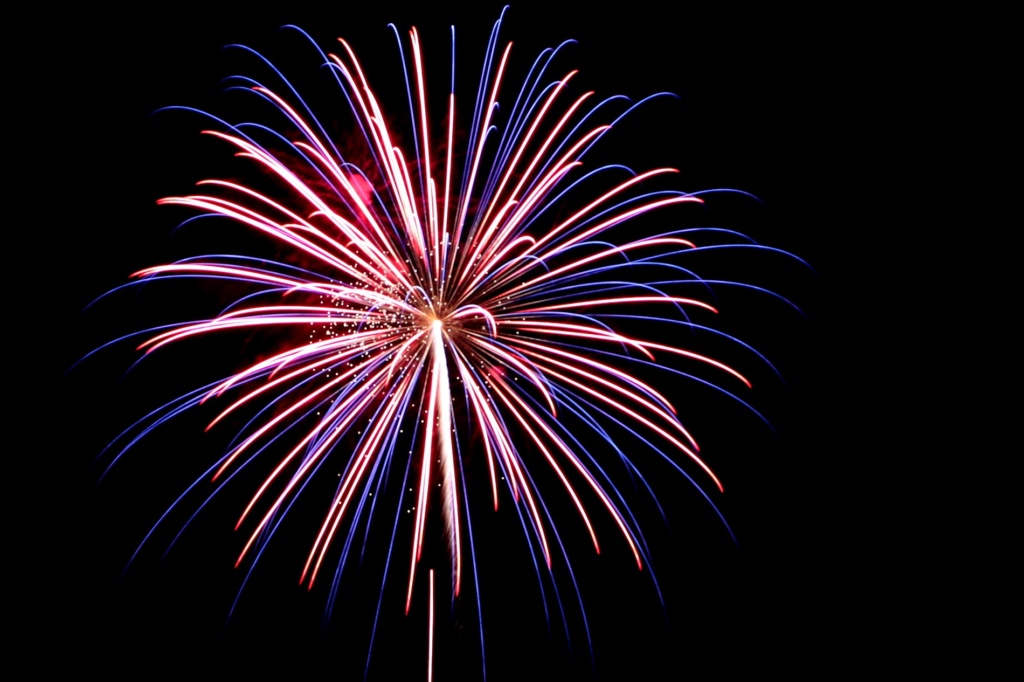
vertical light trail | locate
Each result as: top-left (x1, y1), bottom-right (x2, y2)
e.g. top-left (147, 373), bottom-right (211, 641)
top-left (428, 568), bottom-right (436, 682)
top-left (431, 319), bottom-right (461, 595)
top-left (407, 318), bottom-right (462, 613)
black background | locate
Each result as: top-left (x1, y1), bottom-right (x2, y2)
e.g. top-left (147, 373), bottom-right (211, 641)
top-left (38, 2), bottom-right (894, 679)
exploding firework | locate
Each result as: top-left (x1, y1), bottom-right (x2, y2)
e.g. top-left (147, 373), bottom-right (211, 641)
top-left (88, 9), bottom-right (803, 678)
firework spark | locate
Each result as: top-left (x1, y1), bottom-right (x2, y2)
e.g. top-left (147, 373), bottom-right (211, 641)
top-left (92, 9), bottom-right (801, 677)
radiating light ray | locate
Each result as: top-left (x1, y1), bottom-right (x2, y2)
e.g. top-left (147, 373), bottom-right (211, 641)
top-left (90, 12), bottom-right (803, 680)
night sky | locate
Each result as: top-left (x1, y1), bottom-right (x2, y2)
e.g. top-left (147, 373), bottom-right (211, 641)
top-left (42, 2), bottom-right (880, 679)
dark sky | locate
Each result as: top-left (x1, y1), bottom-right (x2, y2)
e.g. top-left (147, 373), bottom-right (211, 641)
top-left (42, 2), bottom-right (879, 679)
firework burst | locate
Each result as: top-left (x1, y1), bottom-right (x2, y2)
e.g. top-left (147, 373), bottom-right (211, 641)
top-left (90, 9), bottom-right (802, 677)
